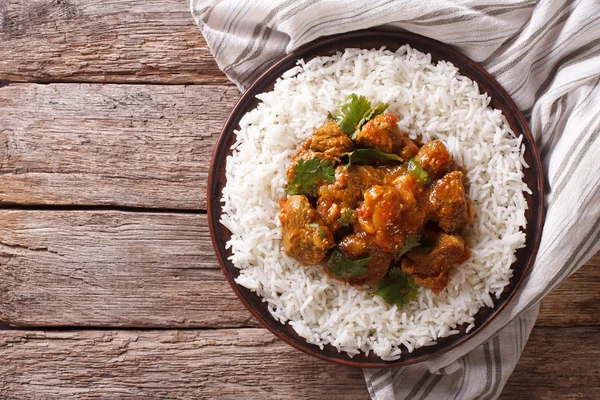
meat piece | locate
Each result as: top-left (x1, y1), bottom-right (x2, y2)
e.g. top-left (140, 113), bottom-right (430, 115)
top-left (316, 167), bottom-right (362, 232)
top-left (354, 175), bottom-right (428, 253)
top-left (355, 114), bottom-right (418, 160)
top-left (286, 122), bottom-right (354, 182)
top-left (412, 272), bottom-right (450, 295)
top-left (337, 231), bottom-right (370, 258)
top-left (351, 165), bottom-right (387, 187)
top-left (316, 166), bottom-right (385, 232)
top-left (390, 129), bottom-right (419, 161)
top-left (355, 114), bottom-right (394, 153)
top-left (306, 122), bottom-right (354, 158)
top-left (390, 173), bottom-right (428, 234)
top-left (401, 233), bottom-right (469, 294)
top-left (337, 232), bottom-right (394, 282)
top-left (279, 195), bottom-right (334, 265)
top-left (357, 185), bottom-right (405, 253)
top-left (402, 233), bottom-right (466, 276)
top-left (428, 171), bottom-right (475, 232)
top-left (414, 140), bottom-right (451, 180)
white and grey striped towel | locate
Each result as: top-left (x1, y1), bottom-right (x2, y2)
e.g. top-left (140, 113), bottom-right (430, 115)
top-left (191, 1), bottom-right (600, 398)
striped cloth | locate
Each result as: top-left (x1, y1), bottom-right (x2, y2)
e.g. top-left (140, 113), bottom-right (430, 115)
top-left (191, 1), bottom-right (600, 398)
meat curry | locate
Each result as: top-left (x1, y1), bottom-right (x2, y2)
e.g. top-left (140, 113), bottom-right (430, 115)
top-left (279, 95), bottom-right (474, 303)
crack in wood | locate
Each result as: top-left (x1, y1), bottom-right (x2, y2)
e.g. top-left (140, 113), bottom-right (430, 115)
top-left (0, 241), bottom-right (63, 256)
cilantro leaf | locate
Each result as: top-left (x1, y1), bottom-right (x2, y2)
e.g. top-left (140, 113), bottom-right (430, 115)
top-left (344, 149), bottom-right (403, 168)
top-left (334, 94), bottom-right (373, 135)
top-left (352, 109), bottom-right (375, 139)
top-left (328, 94), bottom-right (390, 139)
top-left (327, 250), bottom-right (371, 278)
top-left (407, 158), bottom-right (431, 184)
top-left (374, 268), bottom-right (419, 307)
top-left (337, 209), bottom-right (356, 227)
top-left (372, 102), bottom-right (389, 117)
top-left (394, 234), bottom-right (422, 261)
top-left (286, 157), bottom-right (335, 196)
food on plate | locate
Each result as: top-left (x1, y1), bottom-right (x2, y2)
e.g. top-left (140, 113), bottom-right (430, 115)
top-left (221, 46), bottom-right (529, 360)
top-left (280, 95), bottom-right (474, 298)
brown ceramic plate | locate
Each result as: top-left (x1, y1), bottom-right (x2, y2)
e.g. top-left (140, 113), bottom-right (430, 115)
top-left (208, 30), bottom-right (544, 368)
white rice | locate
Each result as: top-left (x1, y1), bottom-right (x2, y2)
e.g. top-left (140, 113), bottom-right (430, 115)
top-left (220, 46), bottom-right (529, 360)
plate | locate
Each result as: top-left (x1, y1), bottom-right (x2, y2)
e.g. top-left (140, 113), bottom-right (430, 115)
top-left (207, 29), bottom-right (544, 368)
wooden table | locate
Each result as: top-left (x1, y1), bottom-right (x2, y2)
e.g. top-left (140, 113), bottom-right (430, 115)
top-left (0, 1), bottom-right (598, 398)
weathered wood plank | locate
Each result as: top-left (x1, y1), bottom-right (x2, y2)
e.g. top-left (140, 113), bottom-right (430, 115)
top-left (0, 83), bottom-right (240, 209)
top-left (0, 210), bottom-right (259, 328)
top-left (537, 252), bottom-right (600, 327)
top-left (0, 0), bottom-right (230, 84)
top-left (0, 328), bottom-right (369, 399)
top-left (500, 327), bottom-right (600, 399)
top-left (0, 327), bottom-right (597, 399)
top-left (1, 210), bottom-right (599, 328)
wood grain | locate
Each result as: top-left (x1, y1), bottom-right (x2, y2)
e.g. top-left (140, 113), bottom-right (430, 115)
top-left (0, 210), bottom-right (598, 329)
top-left (537, 252), bottom-right (600, 327)
top-left (0, 0), bottom-right (230, 84)
top-left (0, 328), bottom-right (369, 399)
top-left (0, 83), bottom-right (239, 209)
top-left (500, 326), bottom-right (600, 399)
top-left (0, 327), bottom-right (597, 399)
top-left (0, 210), bottom-right (257, 328)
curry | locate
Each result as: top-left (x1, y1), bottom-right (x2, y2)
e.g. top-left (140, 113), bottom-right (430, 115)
top-left (279, 95), bottom-right (474, 304)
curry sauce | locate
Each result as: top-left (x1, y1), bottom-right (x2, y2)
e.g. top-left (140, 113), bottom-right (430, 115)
top-left (279, 110), bottom-right (474, 296)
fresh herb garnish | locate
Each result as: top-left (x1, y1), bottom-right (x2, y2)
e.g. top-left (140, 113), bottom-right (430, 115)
top-left (352, 109), bottom-right (375, 139)
top-left (372, 102), bottom-right (389, 117)
top-left (337, 209), bottom-right (356, 227)
top-left (329, 94), bottom-right (388, 137)
top-left (334, 94), bottom-right (372, 135)
top-left (327, 250), bottom-right (371, 279)
top-left (374, 268), bottom-right (419, 307)
top-left (394, 234), bottom-right (436, 261)
top-left (407, 158), bottom-right (431, 184)
top-left (344, 149), bottom-right (403, 168)
top-left (394, 234), bottom-right (422, 261)
top-left (286, 157), bottom-right (335, 196)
